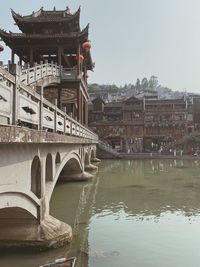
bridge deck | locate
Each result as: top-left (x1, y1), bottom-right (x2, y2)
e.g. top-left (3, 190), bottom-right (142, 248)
top-left (0, 125), bottom-right (97, 144)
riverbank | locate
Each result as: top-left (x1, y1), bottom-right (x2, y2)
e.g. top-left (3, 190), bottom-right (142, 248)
top-left (118, 152), bottom-right (199, 160)
top-left (97, 149), bottom-right (199, 160)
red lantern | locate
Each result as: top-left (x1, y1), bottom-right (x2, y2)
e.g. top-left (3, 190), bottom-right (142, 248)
top-left (76, 54), bottom-right (84, 63)
top-left (84, 73), bottom-right (89, 80)
top-left (82, 42), bottom-right (91, 51)
top-left (0, 45), bottom-right (4, 52)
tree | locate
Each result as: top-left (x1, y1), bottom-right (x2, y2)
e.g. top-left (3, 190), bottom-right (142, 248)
top-left (149, 76), bottom-right (158, 90)
top-left (141, 77), bottom-right (149, 89)
top-left (135, 78), bottom-right (141, 92)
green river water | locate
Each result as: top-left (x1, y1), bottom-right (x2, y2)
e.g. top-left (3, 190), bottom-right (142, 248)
top-left (1, 159), bottom-right (200, 267)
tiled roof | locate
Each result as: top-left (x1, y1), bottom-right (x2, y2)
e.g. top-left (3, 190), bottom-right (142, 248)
top-left (11, 7), bottom-right (80, 23)
top-left (0, 24), bottom-right (89, 39)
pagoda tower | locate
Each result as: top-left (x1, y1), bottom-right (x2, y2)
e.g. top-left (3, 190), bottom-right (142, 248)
top-left (0, 6), bottom-right (94, 125)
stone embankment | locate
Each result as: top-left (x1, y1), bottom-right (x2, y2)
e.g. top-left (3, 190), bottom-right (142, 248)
top-left (97, 142), bottom-right (121, 159)
top-left (97, 144), bottom-right (198, 160)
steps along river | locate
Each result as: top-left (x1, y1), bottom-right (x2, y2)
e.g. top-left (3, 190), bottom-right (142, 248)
top-left (1, 159), bottom-right (200, 267)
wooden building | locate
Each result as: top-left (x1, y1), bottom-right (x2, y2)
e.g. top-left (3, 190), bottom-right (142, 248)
top-left (89, 96), bottom-right (195, 152)
top-left (0, 7), bottom-right (93, 125)
top-left (143, 99), bottom-right (193, 150)
top-left (89, 97), bottom-right (144, 152)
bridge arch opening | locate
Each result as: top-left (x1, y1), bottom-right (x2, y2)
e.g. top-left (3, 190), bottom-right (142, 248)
top-left (31, 156), bottom-right (41, 198)
top-left (55, 152), bottom-right (61, 165)
top-left (0, 207), bottom-right (38, 240)
top-left (61, 158), bottom-right (82, 174)
top-left (46, 153), bottom-right (53, 181)
top-left (84, 152), bottom-right (90, 166)
top-left (0, 207), bottom-right (37, 222)
top-left (91, 149), bottom-right (95, 160)
top-left (59, 155), bottom-right (83, 182)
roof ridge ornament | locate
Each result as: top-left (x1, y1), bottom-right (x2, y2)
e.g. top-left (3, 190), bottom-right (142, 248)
top-left (33, 8), bottom-right (42, 18)
top-left (11, 8), bottom-right (22, 19)
top-left (66, 6), bottom-right (70, 14)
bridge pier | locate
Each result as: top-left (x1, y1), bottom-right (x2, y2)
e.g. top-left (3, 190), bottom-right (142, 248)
top-left (91, 157), bottom-right (101, 163)
top-left (0, 212), bottom-right (72, 250)
top-left (59, 171), bottom-right (94, 182)
top-left (84, 163), bottom-right (98, 172)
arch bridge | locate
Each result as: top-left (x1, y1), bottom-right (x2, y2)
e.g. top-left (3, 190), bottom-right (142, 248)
top-left (0, 63), bottom-right (99, 249)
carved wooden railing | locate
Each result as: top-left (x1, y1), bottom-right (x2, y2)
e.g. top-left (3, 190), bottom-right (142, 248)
top-left (0, 66), bottom-right (98, 142)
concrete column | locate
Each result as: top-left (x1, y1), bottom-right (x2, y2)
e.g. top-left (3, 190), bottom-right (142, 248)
top-left (11, 50), bottom-right (15, 64)
top-left (77, 44), bottom-right (80, 77)
top-left (81, 92), bottom-right (84, 124)
top-left (84, 99), bottom-right (88, 125)
top-left (30, 46), bottom-right (33, 67)
top-left (58, 85), bottom-right (62, 109)
top-left (77, 87), bottom-right (82, 123)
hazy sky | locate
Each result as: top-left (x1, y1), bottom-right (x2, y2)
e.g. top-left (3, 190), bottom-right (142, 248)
top-left (0, 0), bottom-right (200, 92)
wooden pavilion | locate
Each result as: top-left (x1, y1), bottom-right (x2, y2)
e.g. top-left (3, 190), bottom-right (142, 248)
top-left (0, 6), bottom-right (94, 125)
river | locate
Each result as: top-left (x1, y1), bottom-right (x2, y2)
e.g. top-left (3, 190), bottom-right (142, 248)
top-left (1, 159), bottom-right (200, 267)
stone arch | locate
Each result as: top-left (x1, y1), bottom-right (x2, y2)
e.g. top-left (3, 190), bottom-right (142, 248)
top-left (48, 152), bottom-right (83, 199)
top-left (60, 157), bottom-right (83, 178)
top-left (46, 153), bottom-right (53, 182)
top-left (0, 193), bottom-right (39, 219)
top-left (84, 152), bottom-right (90, 166)
top-left (55, 152), bottom-right (61, 165)
top-left (31, 156), bottom-right (41, 198)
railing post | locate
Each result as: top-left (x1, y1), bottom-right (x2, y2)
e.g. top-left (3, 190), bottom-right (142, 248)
top-left (9, 64), bottom-right (20, 125)
top-left (75, 124), bottom-right (77, 136)
top-left (63, 106), bottom-right (67, 134)
top-left (37, 86), bottom-right (43, 130)
top-left (54, 99), bottom-right (58, 133)
top-left (27, 63), bottom-right (30, 84)
top-left (40, 61), bottom-right (43, 78)
top-left (51, 61), bottom-right (54, 75)
top-left (45, 60), bottom-right (48, 76)
top-left (59, 65), bottom-right (63, 77)
top-left (34, 62), bottom-right (37, 82)
top-left (70, 120), bottom-right (72, 136)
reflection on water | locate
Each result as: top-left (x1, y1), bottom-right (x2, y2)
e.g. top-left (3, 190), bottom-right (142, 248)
top-left (1, 159), bottom-right (200, 267)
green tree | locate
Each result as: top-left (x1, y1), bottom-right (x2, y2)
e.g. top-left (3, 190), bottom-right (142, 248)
top-left (135, 78), bottom-right (141, 92)
top-left (149, 75), bottom-right (158, 89)
top-left (141, 77), bottom-right (149, 89)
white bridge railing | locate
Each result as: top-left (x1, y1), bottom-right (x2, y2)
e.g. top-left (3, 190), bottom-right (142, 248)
top-left (2, 62), bottom-right (60, 86)
top-left (0, 66), bottom-right (98, 142)
top-left (20, 63), bottom-right (60, 85)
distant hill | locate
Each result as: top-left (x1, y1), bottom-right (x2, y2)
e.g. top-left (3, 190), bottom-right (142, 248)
top-left (88, 82), bottom-right (199, 103)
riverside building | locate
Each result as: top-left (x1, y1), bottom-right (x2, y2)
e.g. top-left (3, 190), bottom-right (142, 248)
top-left (89, 96), bottom-right (196, 152)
